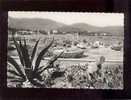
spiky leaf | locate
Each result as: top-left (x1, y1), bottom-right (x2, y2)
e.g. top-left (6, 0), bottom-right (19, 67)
top-left (8, 69), bottom-right (23, 78)
top-left (12, 36), bottom-right (24, 66)
top-left (46, 51), bottom-right (63, 68)
top-left (7, 55), bottom-right (26, 80)
top-left (34, 38), bottom-right (54, 70)
top-left (38, 51), bottom-right (63, 75)
top-left (7, 72), bottom-right (24, 80)
top-left (20, 40), bottom-right (31, 68)
top-left (31, 39), bottom-right (40, 64)
top-left (9, 79), bottom-right (25, 83)
top-left (7, 77), bottom-right (23, 81)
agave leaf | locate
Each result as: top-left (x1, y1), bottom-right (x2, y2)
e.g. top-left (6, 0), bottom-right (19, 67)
top-left (19, 39), bottom-right (25, 66)
top-left (45, 51), bottom-right (63, 68)
top-left (7, 76), bottom-right (25, 82)
top-left (23, 37), bottom-right (27, 48)
top-left (38, 51), bottom-right (63, 75)
top-left (12, 36), bottom-right (24, 66)
top-left (36, 65), bottom-right (45, 73)
top-left (7, 55), bottom-right (26, 79)
top-left (20, 40), bottom-right (31, 68)
top-left (7, 71), bottom-right (23, 79)
top-left (8, 69), bottom-right (23, 78)
top-left (34, 38), bottom-right (54, 70)
top-left (31, 39), bottom-right (40, 64)
top-left (9, 79), bottom-right (25, 83)
top-left (24, 67), bottom-right (34, 81)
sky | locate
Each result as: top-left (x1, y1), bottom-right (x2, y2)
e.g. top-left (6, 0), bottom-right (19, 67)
top-left (8, 11), bottom-right (124, 27)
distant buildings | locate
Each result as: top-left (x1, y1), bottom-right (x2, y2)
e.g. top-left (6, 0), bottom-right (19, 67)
top-left (8, 27), bottom-right (113, 37)
top-left (59, 30), bottom-right (112, 36)
top-left (16, 30), bottom-right (36, 35)
top-left (86, 32), bottom-right (112, 36)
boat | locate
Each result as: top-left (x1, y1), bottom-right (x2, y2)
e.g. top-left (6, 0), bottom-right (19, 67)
top-left (77, 43), bottom-right (87, 49)
top-left (111, 44), bottom-right (122, 51)
top-left (52, 47), bottom-right (84, 58)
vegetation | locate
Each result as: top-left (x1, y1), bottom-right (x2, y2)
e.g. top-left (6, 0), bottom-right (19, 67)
top-left (7, 36), bottom-right (63, 88)
top-left (62, 63), bottom-right (123, 89)
top-left (7, 29), bottom-right (123, 89)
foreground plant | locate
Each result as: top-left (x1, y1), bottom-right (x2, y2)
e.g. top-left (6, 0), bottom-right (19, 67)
top-left (7, 36), bottom-right (63, 88)
top-left (64, 63), bottom-right (123, 89)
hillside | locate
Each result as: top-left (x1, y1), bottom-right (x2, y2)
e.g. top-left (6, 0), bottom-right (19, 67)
top-left (56, 25), bottom-right (86, 33)
top-left (8, 17), bottom-right (124, 36)
top-left (8, 17), bottom-right (65, 32)
top-left (71, 23), bottom-right (124, 36)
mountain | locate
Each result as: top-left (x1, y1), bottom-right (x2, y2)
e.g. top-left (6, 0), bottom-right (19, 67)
top-left (8, 17), bottom-right (124, 36)
top-left (56, 25), bottom-right (86, 33)
top-left (71, 23), bottom-right (124, 36)
top-left (8, 17), bottom-right (65, 32)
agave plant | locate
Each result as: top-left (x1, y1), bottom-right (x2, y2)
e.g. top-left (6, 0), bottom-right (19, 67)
top-left (7, 36), bottom-right (63, 88)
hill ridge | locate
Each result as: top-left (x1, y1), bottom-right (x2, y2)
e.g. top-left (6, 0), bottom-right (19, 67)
top-left (8, 17), bottom-right (124, 36)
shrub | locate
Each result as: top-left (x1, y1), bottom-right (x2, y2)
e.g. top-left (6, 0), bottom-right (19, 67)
top-left (7, 36), bottom-right (63, 88)
top-left (64, 63), bottom-right (123, 89)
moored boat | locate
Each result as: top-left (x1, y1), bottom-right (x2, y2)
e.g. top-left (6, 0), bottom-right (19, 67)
top-left (52, 47), bottom-right (84, 58)
top-left (111, 44), bottom-right (122, 51)
top-left (77, 43), bottom-right (87, 49)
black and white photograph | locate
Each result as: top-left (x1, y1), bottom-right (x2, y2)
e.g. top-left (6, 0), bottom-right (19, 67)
top-left (7, 11), bottom-right (124, 89)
